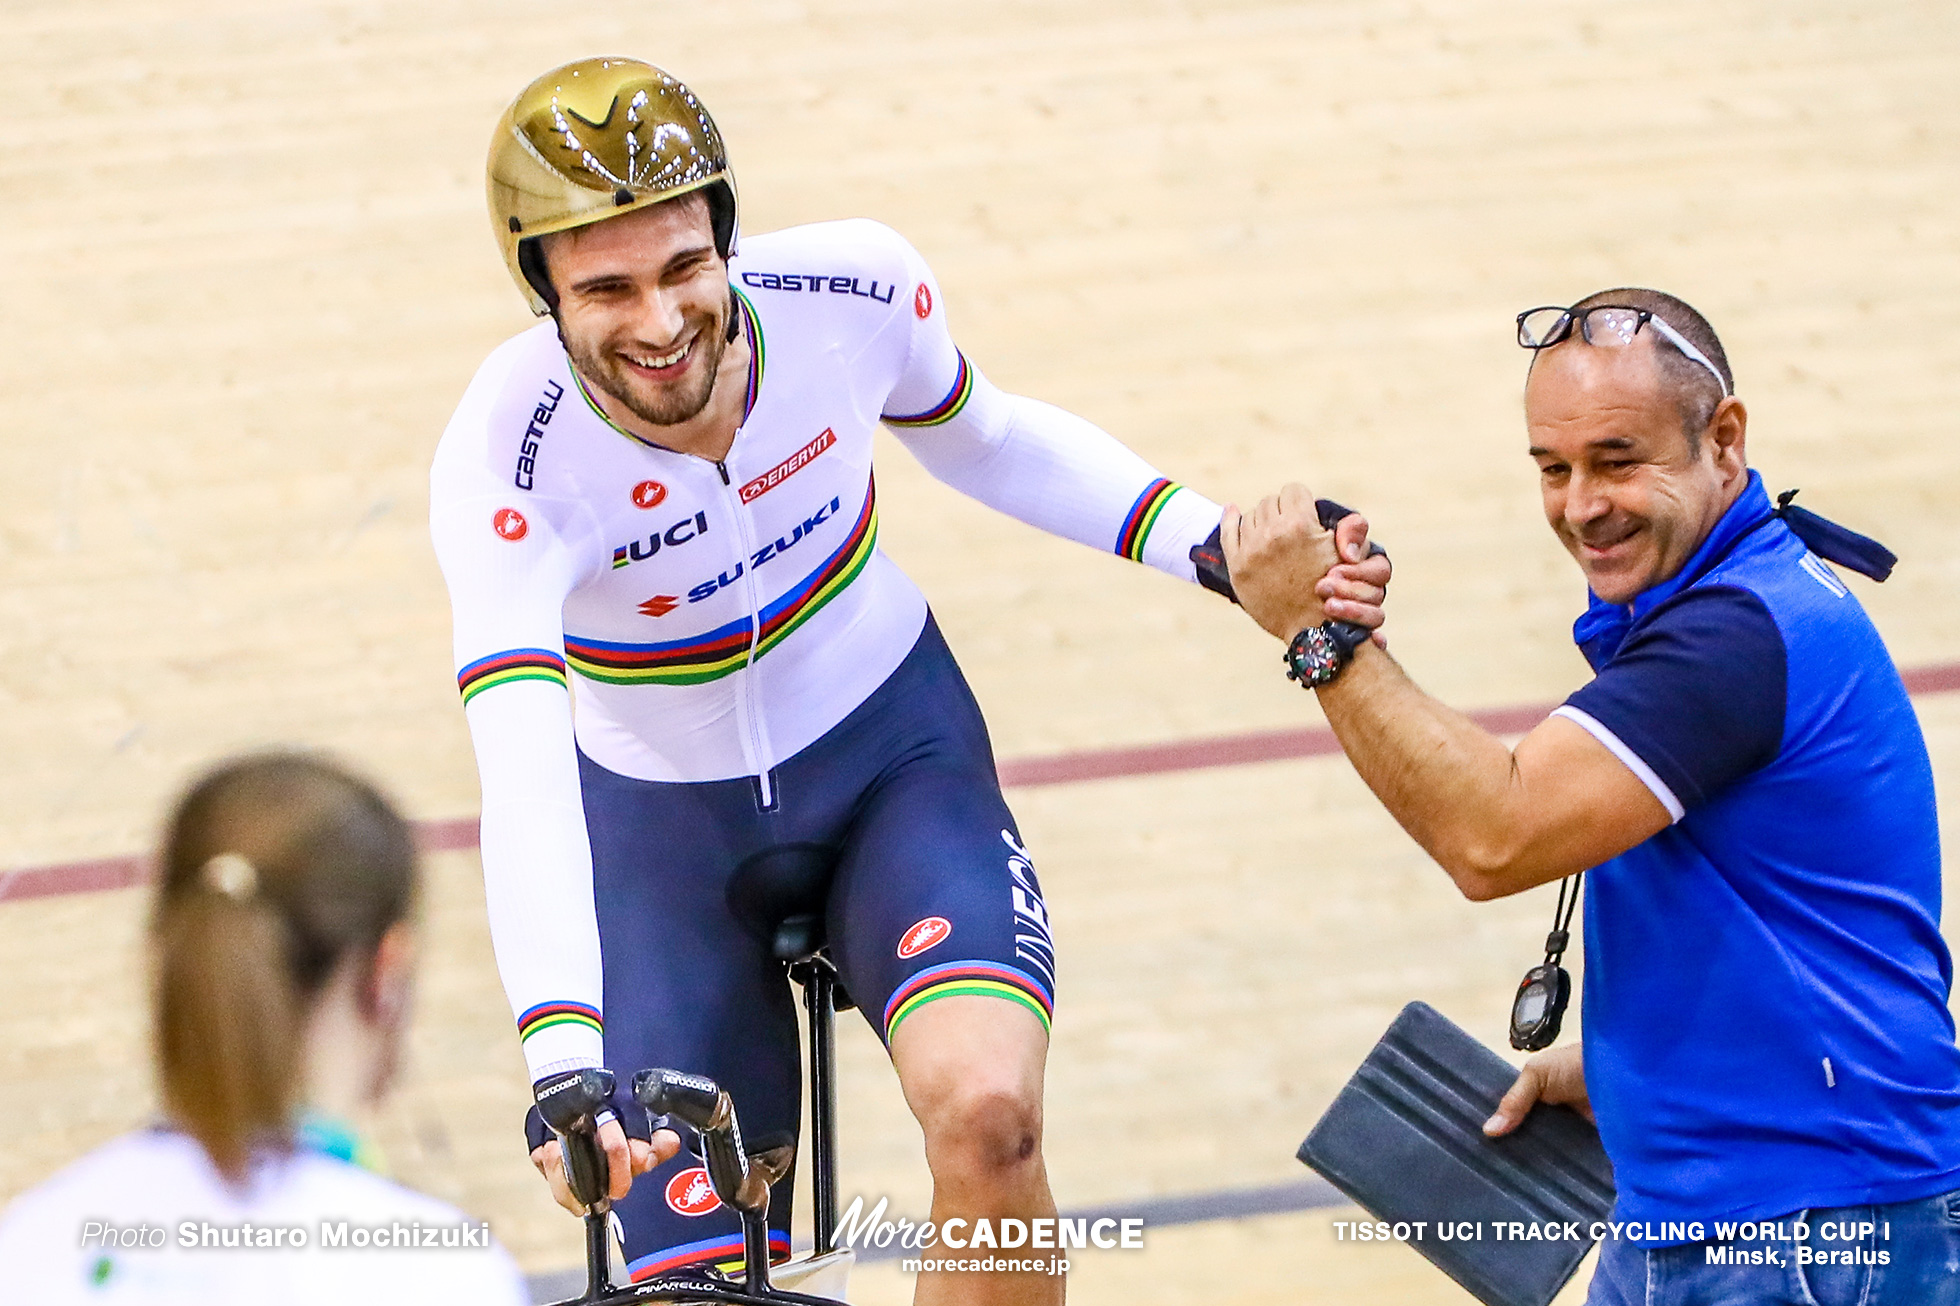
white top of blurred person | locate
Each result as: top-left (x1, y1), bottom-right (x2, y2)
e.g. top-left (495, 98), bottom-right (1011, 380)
top-left (0, 753), bottom-right (527, 1304)
top-left (0, 1129), bottom-right (525, 1304)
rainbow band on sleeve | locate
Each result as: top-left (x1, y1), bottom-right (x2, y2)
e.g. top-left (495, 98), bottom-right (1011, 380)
top-left (882, 351), bottom-right (973, 428)
top-left (516, 1000), bottom-right (603, 1045)
top-left (565, 481), bottom-right (879, 687)
top-left (629, 1232), bottom-right (791, 1283)
top-left (457, 649), bottom-right (569, 705)
top-left (1115, 478), bottom-right (1183, 563)
top-left (882, 960), bottom-right (1054, 1044)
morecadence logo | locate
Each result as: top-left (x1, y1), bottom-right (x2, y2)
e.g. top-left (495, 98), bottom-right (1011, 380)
top-left (832, 1194), bottom-right (1143, 1273)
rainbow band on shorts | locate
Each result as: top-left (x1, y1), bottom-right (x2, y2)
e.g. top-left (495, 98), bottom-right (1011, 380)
top-left (458, 649), bottom-right (568, 705)
top-left (882, 960), bottom-right (1054, 1043)
top-left (628, 1231), bottom-right (791, 1282)
top-left (516, 1000), bottom-right (603, 1045)
top-left (882, 351), bottom-right (973, 427)
top-left (1116, 478), bottom-right (1182, 563)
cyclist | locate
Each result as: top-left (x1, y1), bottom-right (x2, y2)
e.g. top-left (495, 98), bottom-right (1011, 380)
top-left (433, 57), bottom-right (1387, 1300)
top-left (0, 752), bottom-right (527, 1304)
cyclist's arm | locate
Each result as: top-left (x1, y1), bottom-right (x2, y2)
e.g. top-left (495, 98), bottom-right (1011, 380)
top-left (876, 235), bottom-right (1221, 582)
top-left (430, 448), bottom-right (607, 1083)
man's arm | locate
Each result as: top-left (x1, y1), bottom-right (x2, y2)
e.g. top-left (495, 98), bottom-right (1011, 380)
top-left (430, 463), bottom-right (671, 1209)
top-left (1315, 649), bottom-right (1670, 898)
top-left (894, 371), bottom-right (1388, 620)
top-left (867, 228), bottom-right (1221, 580)
top-left (1221, 485), bottom-right (1670, 900)
top-left (853, 230), bottom-right (1391, 619)
top-left (893, 377), bottom-right (1223, 579)
top-left (430, 473), bottom-right (607, 1076)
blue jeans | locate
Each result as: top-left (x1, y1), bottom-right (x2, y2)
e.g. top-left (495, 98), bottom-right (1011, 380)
top-left (1587, 1189), bottom-right (1960, 1305)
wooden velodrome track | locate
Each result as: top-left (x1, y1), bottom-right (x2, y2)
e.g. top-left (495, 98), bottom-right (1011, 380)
top-left (6, 2), bottom-right (1960, 1301)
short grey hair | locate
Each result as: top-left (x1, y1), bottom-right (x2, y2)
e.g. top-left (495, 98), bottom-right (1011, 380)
top-left (1569, 287), bottom-right (1734, 446)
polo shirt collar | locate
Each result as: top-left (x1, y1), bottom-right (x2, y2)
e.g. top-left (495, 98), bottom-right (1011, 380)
top-left (1572, 470), bottom-right (1774, 671)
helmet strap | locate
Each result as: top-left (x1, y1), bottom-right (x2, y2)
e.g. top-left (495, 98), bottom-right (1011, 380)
top-left (516, 237), bottom-right (559, 315)
top-left (705, 181), bottom-right (738, 261)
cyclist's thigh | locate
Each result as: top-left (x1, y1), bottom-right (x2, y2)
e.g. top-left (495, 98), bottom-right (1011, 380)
top-left (816, 637), bottom-right (1057, 1050)
top-left (579, 754), bottom-right (800, 1278)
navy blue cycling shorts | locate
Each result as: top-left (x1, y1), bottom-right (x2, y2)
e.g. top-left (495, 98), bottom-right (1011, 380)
top-left (578, 615), bottom-right (1056, 1280)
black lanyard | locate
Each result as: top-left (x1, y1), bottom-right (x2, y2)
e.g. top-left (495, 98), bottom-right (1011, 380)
top-left (1509, 873), bottom-right (1581, 1051)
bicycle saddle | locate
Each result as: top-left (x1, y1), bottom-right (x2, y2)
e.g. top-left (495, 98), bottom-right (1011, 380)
top-left (723, 849), bottom-right (853, 1013)
top-left (725, 843), bottom-right (838, 959)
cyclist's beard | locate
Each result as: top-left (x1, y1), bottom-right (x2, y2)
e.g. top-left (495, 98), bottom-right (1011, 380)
top-left (566, 306), bottom-right (728, 429)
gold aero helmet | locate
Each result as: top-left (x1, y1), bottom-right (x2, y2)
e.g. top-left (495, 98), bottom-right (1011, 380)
top-left (488, 57), bottom-right (737, 316)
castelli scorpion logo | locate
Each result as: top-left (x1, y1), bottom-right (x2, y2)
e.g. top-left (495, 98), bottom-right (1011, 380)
top-left (666, 1166), bottom-right (720, 1216)
top-left (897, 916), bottom-right (952, 959)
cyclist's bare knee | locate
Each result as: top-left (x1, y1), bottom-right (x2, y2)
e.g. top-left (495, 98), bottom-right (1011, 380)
top-left (922, 1082), bottom-right (1044, 1192)
top-left (891, 996), bottom-right (1048, 1193)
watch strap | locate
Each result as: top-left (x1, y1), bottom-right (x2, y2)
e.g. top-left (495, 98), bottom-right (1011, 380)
top-left (1324, 618), bottom-right (1372, 658)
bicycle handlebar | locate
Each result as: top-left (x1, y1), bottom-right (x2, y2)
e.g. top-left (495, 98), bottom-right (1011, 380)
top-left (635, 1068), bottom-right (775, 1214)
top-left (541, 1068), bottom-right (827, 1303)
top-left (536, 1068), bottom-right (616, 1211)
top-left (636, 1067), bottom-right (727, 1131)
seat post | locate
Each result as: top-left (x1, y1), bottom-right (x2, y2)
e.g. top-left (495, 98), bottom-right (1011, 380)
top-left (804, 958), bottom-right (839, 1256)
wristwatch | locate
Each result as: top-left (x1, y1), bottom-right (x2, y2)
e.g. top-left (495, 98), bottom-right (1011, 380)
top-left (1283, 620), bottom-right (1370, 688)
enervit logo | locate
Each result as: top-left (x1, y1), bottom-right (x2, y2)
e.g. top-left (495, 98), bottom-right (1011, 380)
top-left (739, 428), bottom-right (835, 504)
top-left (914, 284), bottom-right (933, 319)
top-left (632, 480), bottom-right (668, 510)
top-left (666, 1168), bottom-right (720, 1217)
top-left (638, 595), bottom-right (679, 618)
top-left (897, 916), bottom-right (952, 959)
top-left (493, 508), bottom-right (528, 541)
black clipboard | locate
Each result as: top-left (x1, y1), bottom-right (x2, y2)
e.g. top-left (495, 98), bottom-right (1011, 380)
top-left (1297, 1002), bottom-right (1615, 1306)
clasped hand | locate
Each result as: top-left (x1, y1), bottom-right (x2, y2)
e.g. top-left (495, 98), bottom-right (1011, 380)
top-left (1220, 484), bottom-right (1392, 643)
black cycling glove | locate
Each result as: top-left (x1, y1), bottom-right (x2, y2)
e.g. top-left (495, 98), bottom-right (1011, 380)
top-left (1190, 496), bottom-right (1386, 605)
top-left (524, 1067), bottom-right (656, 1155)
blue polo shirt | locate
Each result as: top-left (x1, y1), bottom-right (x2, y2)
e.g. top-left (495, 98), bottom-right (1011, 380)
top-left (1557, 472), bottom-right (1960, 1230)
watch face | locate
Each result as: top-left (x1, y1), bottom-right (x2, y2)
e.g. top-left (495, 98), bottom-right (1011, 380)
top-left (1285, 625), bottom-right (1343, 687)
top-left (1509, 962), bottom-right (1571, 1051)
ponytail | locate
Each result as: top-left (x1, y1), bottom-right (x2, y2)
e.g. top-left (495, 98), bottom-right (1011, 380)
top-left (150, 755), bottom-right (417, 1182)
top-left (152, 876), bottom-right (305, 1179)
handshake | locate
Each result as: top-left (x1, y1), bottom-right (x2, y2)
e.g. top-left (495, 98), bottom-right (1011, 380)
top-left (1193, 485), bottom-right (1394, 678)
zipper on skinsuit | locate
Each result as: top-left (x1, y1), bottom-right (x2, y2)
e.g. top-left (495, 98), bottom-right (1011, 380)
top-left (717, 457), bottom-right (776, 809)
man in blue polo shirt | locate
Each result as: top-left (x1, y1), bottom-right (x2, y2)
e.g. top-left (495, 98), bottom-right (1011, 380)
top-left (1221, 288), bottom-right (1960, 1303)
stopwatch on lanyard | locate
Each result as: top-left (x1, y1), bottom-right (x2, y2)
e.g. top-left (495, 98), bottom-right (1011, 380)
top-left (1510, 873), bottom-right (1581, 1051)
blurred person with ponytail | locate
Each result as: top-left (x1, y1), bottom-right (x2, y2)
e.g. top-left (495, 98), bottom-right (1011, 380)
top-left (0, 753), bottom-right (526, 1304)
